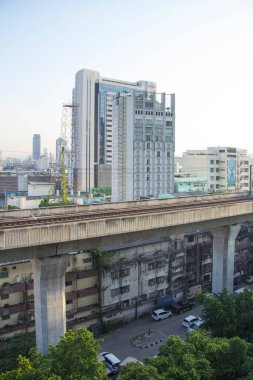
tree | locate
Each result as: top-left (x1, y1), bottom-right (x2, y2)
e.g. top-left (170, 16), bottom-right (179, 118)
top-left (199, 289), bottom-right (253, 342)
top-left (0, 328), bottom-right (105, 380)
top-left (118, 363), bottom-right (162, 380)
top-left (186, 331), bottom-right (251, 380)
top-left (47, 328), bottom-right (105, 380)
top-left (146, 335), bottom-right (213, 380)
top-left (0, 333), bottom-right (35, 372)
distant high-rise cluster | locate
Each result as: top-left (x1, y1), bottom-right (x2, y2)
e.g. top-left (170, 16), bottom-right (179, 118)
top-left (32, 134), bottom-right (41, 161)
top-left (72, 68), bottom-right (175, 200)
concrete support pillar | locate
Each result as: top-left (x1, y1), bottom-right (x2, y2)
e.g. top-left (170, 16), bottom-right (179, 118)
top-left (211, 225), bottom-right (240, 294)
top-left (224, 224), bottom-right (241, 292)
top-left (32, 255), bottom-right (69, 355)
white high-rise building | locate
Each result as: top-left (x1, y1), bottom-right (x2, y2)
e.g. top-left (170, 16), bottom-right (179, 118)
top-left (112, 91), bottom-right (175, 202)
top-left (182, 147), bottom-right (251, 192)
top-left (72, 68), bottom-right (156, 192)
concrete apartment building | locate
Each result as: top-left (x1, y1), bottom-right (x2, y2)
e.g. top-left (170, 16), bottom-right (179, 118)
top-left (174, 173), bottom-right (208, 193)
top-left (2, 227), bottom-right (252, 341)
top-left (111, 92), bottom-right (175, 202)
top-left (72, 68), bottom-right (157, 192)
top-left (182, 147), bottom-right (251, 192)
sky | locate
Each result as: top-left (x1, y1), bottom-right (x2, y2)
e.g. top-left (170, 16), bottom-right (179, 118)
top-left (1, 0), bottom-right (253, 159)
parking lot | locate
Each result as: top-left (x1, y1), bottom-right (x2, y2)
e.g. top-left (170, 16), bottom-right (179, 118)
top-left (99, 304), bottom-right (203, 363)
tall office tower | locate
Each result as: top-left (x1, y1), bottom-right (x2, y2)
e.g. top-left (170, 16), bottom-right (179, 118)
top-left (182, 147), bottom-right (251, 192)
top-left (72, 68), bottom-right (156, 192)
top-left (32, 134), bottom-right (41, 161)
top-left (112, 92), bottom-right (175, 202)
top-left (0, 151), bottom-right (2, 170)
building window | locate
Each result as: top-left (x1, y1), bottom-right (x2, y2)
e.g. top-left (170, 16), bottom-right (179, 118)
top-left (66, 299), bottom-right (73, 305)
top-left (0, 268), bottom-right (8, 279)
top-left (1, 294), bottom-right (9, 300)
top-left (65, 281), bottom-right (73, 287)
top-left (120, 285), bottom-right (130, 294)
top-left (2, 314), bottom-right (10, 321)
top-left (121, 300), bottom-right (129, 308)
top-left (148, 278), bottom-right (156, 286)
top-left (120, 268), bottom-right (130, 277)
top-left (83, 258), bottom-right (92, 264)
top-left (148, 262), bottom-right (156, 270)
top-left (111, 288), bottom-right (119, 297)
top-left (156, 277), bottom-right (165, 284)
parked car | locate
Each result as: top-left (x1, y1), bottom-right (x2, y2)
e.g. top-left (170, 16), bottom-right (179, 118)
top-left (177, 300), bottom-right (195, 311)
top-left (152, 308), bottom-right (172, 321)
top-left (245, 275), bottom-right (253, 284)
top-left (168, 300), bottom-right (195, 314)
top-left (187, 319), bottom-right (206, 333)
top-left (167, 303), bottom-right (183, 314)
top-left (99, 352), bottom-right (121, 374)
top-left (182, 315), bottom-right (200, 328)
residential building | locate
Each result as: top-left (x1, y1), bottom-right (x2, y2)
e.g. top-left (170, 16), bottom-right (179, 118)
top-left (1, 226), bottom-right (253, 340)
top-left (182, 147), bottom-right (251, 192)
top-left (111, 91), bottom-right (175, 201)
top-left (32, 134), bottom-right (41, 161)
top-left (72, 68), bottom-right (156, 192)
top-left (174, 173), bottom-right (208, 193)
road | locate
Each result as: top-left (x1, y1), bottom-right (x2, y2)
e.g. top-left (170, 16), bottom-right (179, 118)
top-left (99, 304), bottom-right (203, 363)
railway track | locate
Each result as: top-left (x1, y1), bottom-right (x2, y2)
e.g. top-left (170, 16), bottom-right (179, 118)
top-left (0, 195), bottom-right (252, 230)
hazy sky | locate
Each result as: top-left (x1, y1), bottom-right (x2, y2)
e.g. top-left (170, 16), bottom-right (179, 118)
top-left (1, 0), bottom-right (253, 158)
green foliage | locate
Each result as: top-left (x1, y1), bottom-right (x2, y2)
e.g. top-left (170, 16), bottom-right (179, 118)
top-left (118, 362), bottom-right (162, 380)
top-left (47, 328), bottom-right (105, 380)
top-left (90, 249), bottom-right (118, 269)
top-left (147, 335), bottom-right (213, 380)
top-left (199, 289), bottom-right (253, 342)
top-left (141, 333), bottom-right (253, 380)
top-left (0, 328), bottom-right (105, 380)
top-left (0, 333), bottom-right (35, 372)
top-left (186, 332), bottom-right (251, 380)
top-left (91, 187), bottom-right (111, 196)
top-left (7, 205), bottom-right (20, 209)
top-left (39, 198), bottom-right (51, 207)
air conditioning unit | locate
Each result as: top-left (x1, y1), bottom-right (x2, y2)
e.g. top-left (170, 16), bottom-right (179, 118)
top-left (15, 275), bottom-right (21, 283)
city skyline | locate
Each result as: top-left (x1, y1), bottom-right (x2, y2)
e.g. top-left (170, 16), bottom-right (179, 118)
top-left (1, 0), bottom-right (253, 158)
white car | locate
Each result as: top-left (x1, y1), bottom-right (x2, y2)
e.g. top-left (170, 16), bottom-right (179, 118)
top-left (152, 308), bottom-right (172, 321)
top-left (187, 319), bottom-right (205, 333)
top-left (99, 352), bottom-right (121, 374)
top-left (182, 315), bottom-right (200, 328)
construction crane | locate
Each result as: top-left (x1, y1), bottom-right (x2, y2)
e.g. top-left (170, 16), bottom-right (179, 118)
top-left (61, 146), bottom-right (69, 205)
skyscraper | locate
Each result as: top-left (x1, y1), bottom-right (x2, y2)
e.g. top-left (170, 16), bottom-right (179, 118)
top-left (112, 92), bottom-right (175, 201)
top-left (72, 68), bottom-right (156, 192)
top-left (33, 134), bottom-right (41, 161)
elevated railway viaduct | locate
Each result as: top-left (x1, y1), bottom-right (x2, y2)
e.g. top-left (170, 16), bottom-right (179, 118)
top-left (0, 193), bottom-right (253, 354)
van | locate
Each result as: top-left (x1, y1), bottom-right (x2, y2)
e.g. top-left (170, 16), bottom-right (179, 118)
top-left (99, 352), bottom-right (121, 374)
